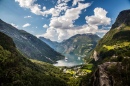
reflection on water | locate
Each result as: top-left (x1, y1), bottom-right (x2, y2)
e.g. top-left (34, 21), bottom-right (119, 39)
top-left (54, 54), bottom-right (84, 67)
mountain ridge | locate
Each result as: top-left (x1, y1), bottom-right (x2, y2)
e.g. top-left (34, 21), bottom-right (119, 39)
top-left (40, 33), bottom-right (100, 62)
top-left (80, 9), bottom-right (130, 86)
top-left (0, 19), bottom-right (64, 63)
top-left (0, 31), bottom-right (68, 86)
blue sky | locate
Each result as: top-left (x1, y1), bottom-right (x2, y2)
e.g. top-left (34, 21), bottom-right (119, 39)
top-left (0, 0), bottom-right (130, 42)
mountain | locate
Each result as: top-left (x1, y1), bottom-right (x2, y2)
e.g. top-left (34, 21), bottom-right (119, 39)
top-left (0, 32), bottom-right (68, 86)
top-left (58, 34), bottom-right (100, 56)
top-left (91, 9), bottom-right (130, 61)
top-left (39, 37), bottom-right (59, 50)
top-left (40, 34), bottom-right (100, 60)
top-left (0, 19), bottom-right (64, 63)
top-left (80, 10), bottom-right (130, 86)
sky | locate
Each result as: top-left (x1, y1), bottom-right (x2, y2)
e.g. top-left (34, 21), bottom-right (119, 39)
top-left (0, 0), bottom-right (130, 42)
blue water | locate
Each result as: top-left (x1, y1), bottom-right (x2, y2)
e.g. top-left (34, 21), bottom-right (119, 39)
top-left (54, 54), bottom-right (84, 67)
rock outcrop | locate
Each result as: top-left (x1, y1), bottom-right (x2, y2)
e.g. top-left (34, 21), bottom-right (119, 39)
top-left (91, 62), bottom-right (121, 86)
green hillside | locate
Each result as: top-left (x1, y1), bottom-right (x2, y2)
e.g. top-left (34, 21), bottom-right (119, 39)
top-left (0, 32), bottom-right (68, 86)
top-left (93, 10), bottom-right (130, 61)
top-left (81, 10), bottom-right (130, 86)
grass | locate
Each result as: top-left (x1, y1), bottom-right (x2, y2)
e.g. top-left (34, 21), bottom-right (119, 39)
top-left (103, 45), bottom-right (115, 50)
top-left (66, 70), bottom-right (76, 75)
top-left (103, 42), bottom-right (130, 50)
top-left (82, 64), bottom-right (93, 70)
top-left (82, 69), bottom-right (92, 73)
top-left (30, 59), bottom-right (46, 65)
top-left (64, 64), bottom-right (93, 76)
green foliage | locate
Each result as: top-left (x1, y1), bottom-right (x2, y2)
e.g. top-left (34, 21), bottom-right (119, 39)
top-left (79, 73), bottom-right (92, 86)
top-left (56, 34), bottom-right (100, 57)
top-left (112, 30), bottom-right (130, 41)
top-left (85, 10), bottom-right (130, 86)
top-left (68, 78), bottom-right (81, 86)
top-left (0, 32), bottom-right (68, 86)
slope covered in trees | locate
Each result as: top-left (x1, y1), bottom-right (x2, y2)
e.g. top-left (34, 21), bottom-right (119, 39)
top-left (0, 32), bottom-right (67, 86)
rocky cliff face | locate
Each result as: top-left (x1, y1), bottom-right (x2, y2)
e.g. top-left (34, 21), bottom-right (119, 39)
top-left (91, 62), bottom-right (121, 86)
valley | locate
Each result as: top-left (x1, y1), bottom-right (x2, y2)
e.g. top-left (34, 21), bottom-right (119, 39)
top-left (0, 7), bottom-right (130, 86)
top-left (59, 64), bottom-right (93, 77)
top-left (40, 34), bottom-right (100, 66)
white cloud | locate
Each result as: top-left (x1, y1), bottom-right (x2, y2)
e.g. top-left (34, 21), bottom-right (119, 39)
top-left (43, 24), bottom-right (98, 42)
top-left (43, 24), bottom-right (48, 28)
top-left (43, 6), bottom-right (46, 10)
top-left (22, 23), bottom-right (31, 28)
top-left (15, 0), bottom-right (111, 42)
top-left (57, 0), bottom-right (70, 4)
top-left (24, 15), bottom-right (32, 18)
top-left (15, 0), bottom-right (35, 8)
top-left (41, 2), bottom-right (91, 42)
top-left (85, 7), bottom-right (111, 26)
top-left (42, 1), bottom-right (69, 17)
top-left (72, 0), bottom-right (84, 6)
top-left (15, 0), bottom-right (69, 17)
top-left (42, 7), bottom-right (111, 42)
top-left (15, 0), bottom-right (42, 15)
top-left (11, 23), bottom-right (19, 28)
top-left (43, 27), bottom-right (59, 41)
top-left (49, 3), bottom-right (91, 29)
top-left (30, 4), bottom-right (42, 15)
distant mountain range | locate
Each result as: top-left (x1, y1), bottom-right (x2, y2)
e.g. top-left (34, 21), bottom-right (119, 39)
top-left (39, 37), bottom-right (59, 50)
top-left (39, 34), bottom-right (100, 59)
top-left (0, 19), bottom-right (64, 63)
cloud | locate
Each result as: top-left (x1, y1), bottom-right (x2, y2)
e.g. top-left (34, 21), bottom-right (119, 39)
top-left (15, 0), bottom-right (69, 17)
top-left (42, 24), bottom-right (98, 42)
top-left (42, 1), bottom-right (70, 17)
top-left (85, 7), bottom-right (111, 26)
top-left (72, 0), bottom-right (84, 6)
top-left (15, 0), bottom-right (34, 8)
top-left (24, 15), bottom-right (32, 18)
top-left (15, 0), bottom-right (111, 42)
top-left (49, 3), bottom-right (91, 29)
top-left (11, 23), bottom-right (19, 28)
top-left (43, 7), bottom-right (111, 42)
top-left (43, 6), bottom-right (46, 10)
top-left (22, 23), bottom-right (31, 28)
top-left (43, 24), bottom-right (48, 28)
top-left (15, 0), bottom-right (42, 15)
